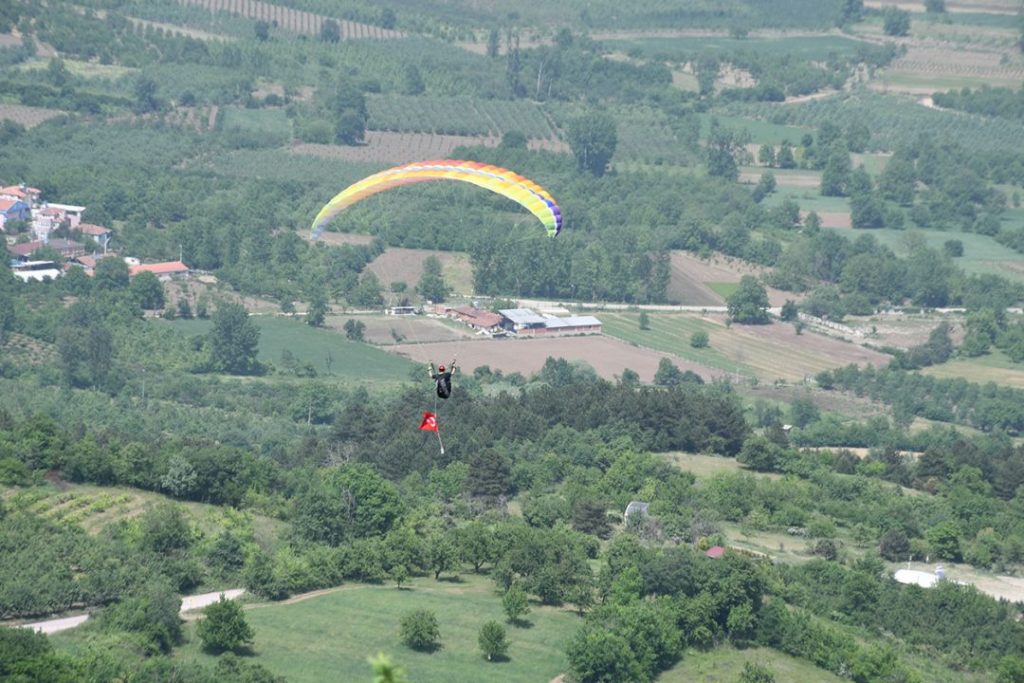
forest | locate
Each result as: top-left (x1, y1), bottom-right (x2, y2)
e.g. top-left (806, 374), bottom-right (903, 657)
top-left (3, 0), bottom-right (1024, 681)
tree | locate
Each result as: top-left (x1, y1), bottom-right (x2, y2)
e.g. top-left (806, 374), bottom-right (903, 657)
top-left (133, 74), bottom-right (160, 114)
top-left (738, 435), bottom-right (782, 472)
top-left (780, 300), bottom-right (799, 322)
top-left (566, 112), bottom-right (617, 176)
top-left (400, 609), bottom-right (440, 651)
top-left (503, 583), bottom-right (530, 624)
top-left (196, 596), bottom-right (254, 654)
top-left (707, 123), bottom-right (740, 180)
top-left (777, 141), bottom-right (797, 169)
top-left (254, 20), bottom-right (271, 41)
top-left (93, 256), bottom-right (130, 291)
top-left (738, 662), bottom-right (776, 683)
top-left (320, 19), bottom-right (340, 42)
top-left (566, 624), bottom-right (645, 683)
top-left (306, 291), bottom-right (328, 327)
top-left (838, 0), bottom-right (863, 25)
top-left (638, 311), bottom-right (650, 330)
top-left (880, 528), bottom-right (911, 561)
top-left (690, 331), bottom-right (710, 348)
top-left (727, 276), bottom-right (770, 324)
top-left (131, 270), bottom-right (164, 309)
top-left (344, 319), bottom-right (366, 341)
top-left (821, 141), bottom-right (852, 196)
top-left (417, 256), bottom-right (450, 303)
top-left (757, 144), bottom-right (776, 167)
top-left (654, 357), bottom-right (685, 387)
top-left (883, 7), bottom-right (911, 36)
top-left (478, 621), bottom-right (509, 661)
top-left (402, 64), bottom-right (425, 95)
top-left (368, 652), bottom-right (407, 683)
top-left (208, 302), bottom-right (261, 375)
top-left (500, 130), bottom-right (528, 150)
top-left (752, 172), bottom-right (776, 203)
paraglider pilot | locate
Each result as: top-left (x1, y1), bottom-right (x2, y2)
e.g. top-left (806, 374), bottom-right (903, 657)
top-left (429, 360), bottom-right (457, 399)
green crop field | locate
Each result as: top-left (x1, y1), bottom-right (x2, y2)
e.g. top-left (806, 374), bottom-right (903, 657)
top-left (822, 227), bottom-right (1024, 283)
top-left (762, 186), bottom-right (850, 213)
top-left (600, 312), bottom-right (747, 375)
top-left (219, 106), bottom-right (292, 138)
top-left (1, 482), bottom-right (285, 543)
top-left (700, 114), bottom-right (812, 145)
top-left (706, 282), bottom-right (740, 299)
top-left (162, 316), bottom-right (417, 379)
top-left (923, 350), bottom-right (1024, 389)
top-left (605, 34), bottom-right (869, 62)
top-left (174, 575), bottom-right (579, 683)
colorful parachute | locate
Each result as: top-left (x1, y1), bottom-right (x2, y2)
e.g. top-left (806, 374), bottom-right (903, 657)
top-left (311, 160), bottom-right (562, 240)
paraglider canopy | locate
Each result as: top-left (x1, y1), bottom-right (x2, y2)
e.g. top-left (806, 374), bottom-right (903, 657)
top-left (311, 160), bottom-right (562, 240)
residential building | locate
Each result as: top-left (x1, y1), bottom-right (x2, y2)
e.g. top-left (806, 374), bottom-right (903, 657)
top-left (129, 260), bottom-right (190, 281)
top-left (0, 198), bottom-right (31, 231)
top-left (76, 223), bottom-right (113, 252)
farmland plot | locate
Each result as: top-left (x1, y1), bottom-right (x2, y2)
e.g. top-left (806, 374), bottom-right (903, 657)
top-left (175, 0), bottom-right (403, 39)
top-left (0, 103), bottom-right (65, 128)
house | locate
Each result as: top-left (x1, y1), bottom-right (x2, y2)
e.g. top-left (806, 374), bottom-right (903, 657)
top-left (46, 238), bottom-right (86, 258)
top-left (0, 184), bottom-right (42, 206)
top-left (0, 198), bottom-right (31, 231)
top-left (451, 306), bottom-right (504, 333)
top-left (129, 260), bottom-right (190, 281)
top-left (7, 240), bottom-right (45, 260)
top-left (76, 223), bottom-right (113, 252)
top-left (41, 203), bottom-right (85, 230)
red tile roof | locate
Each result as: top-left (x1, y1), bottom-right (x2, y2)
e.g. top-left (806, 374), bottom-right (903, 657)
top-left (129, 260), bottom-right (189, 276)
top-left (452, 306), bottom-right (503, 328)
top-left (705, 546), bottom-right (726, 559)
top-left (77, 223), bottom-right (111, 236)
top-left (75, 255), bottom-right (98, 269)
top-left (7, 241), bottom-right (43, 257)
top-left (0, 198), bottom-right (23, 211)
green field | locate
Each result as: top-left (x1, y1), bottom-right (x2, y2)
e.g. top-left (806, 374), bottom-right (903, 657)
top-left (761, 186), bottom-right (850, 214)
top-left (706, 282), bottom-right (740, 299)
top-left (600, 312), bottom-right (748, 375)
top-left (219, 107), bottom-right (292, 137)
top-left (660, 646), bottom-right (845, 682)
top-left (1, 482), bottom-right (285, 546)
top-left (823, 227), bottom-right (1024, 283)
top-left (923, 349), bottom-right (1024, 389)
top-left (700, 114), bottom-right (812, 145)
top-left (161, 316), bottom-right (417, 379)
top-left (607, 34), bottom-right (869, 62)
top-left (173, 575), bottom-right (579, 683)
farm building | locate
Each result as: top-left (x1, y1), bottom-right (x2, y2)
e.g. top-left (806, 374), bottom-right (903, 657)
top-left (7, 238), bottom-right (85, 260)
top-left (76, 224), bottom-right (113, 252)
top-left (450, 306), bottom-right (504, 333)
top-left (498, 308), bottom-right (602, 336)
top-left (129, 260), bottom-right (190, 281)
top-left (11, 260), bottom-right (62, 282)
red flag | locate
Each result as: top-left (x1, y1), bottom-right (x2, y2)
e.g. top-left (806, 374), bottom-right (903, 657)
top-left (419, 411), bottom-right (438, 432)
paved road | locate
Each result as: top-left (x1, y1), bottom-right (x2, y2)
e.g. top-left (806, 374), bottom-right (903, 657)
top-left (9, 588), bottom-right (245, 635)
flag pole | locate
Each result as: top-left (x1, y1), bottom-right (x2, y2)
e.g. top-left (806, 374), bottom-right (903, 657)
top-left (435, 427), bottom-right (445, 455)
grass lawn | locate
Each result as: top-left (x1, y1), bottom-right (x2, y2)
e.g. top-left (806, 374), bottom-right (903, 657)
top-left (706, 282), bottom-right (739, 299)
top-left (659, 646), bottom-right (844, 682)
top-left (923, 349), bottom-right (1024, 389)
top-left (762, 186), bottom-right (850, 214)
top-left (160, 316), bottom-right (417, 380)
top-left (174, 575), bottom-right (579, 683)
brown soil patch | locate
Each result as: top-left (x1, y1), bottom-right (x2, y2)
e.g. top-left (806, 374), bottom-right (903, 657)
top-left (739, 171), bottom-right (822, 188)
top-left (0, 104), bottom-right (65, 129)
top-left (863, 0), bottom-right (1018, 14)
top-left (800, 211), bottom-right (852, 229)
top-left (365, 248), bottom-right (474, 297)
top-left (300, 229), bottom-right (376, 246)
top-left (670, 252), bottom-right (796, 307)
top-left (328, 314), bottom-right (473, 345)
top-left (388, 336), bottom-right (727, 383)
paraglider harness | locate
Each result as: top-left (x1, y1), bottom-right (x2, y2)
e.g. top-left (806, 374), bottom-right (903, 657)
top-left (429, 360), bottom-right (457, 400)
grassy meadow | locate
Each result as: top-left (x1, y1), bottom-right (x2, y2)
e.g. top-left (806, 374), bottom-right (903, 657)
top-left (174, 575), bottom-right (579, 683)
top-left (923, 349), bottom-right (1024, 389)
top-left (162, 315), bottom-right (417, 380)
top-left (660, 646), bottom-right (846, 682)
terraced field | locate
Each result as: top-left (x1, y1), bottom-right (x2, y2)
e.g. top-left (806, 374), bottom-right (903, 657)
top-left (176, 0), bottom-right (403, 39)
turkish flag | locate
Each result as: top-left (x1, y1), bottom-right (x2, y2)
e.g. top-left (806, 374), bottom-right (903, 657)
top-left (419, 411), bottom-right (438, 432)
